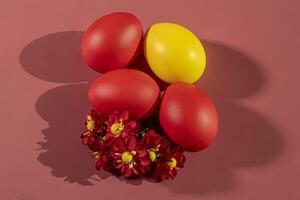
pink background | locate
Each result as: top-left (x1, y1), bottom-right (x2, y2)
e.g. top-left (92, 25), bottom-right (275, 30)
top-left (1, 0), bottom-right (299, 199)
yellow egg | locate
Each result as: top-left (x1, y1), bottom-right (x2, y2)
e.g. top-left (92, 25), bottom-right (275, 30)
top-left (144, 23), bottom-right (206, 84)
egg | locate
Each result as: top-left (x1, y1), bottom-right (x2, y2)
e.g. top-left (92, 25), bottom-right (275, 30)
top-left (81, 12), bottom-right (143, 73)
top-left (144, 23), bottom-right (206, 84)
top-left (159, 83), bottom-right (218, 152)
top-left (88, 69), bottom-right (160, 120)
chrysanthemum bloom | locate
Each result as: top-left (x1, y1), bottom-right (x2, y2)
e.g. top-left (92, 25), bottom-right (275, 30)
top-left (82, 112), bottom-right (110, 169)
top-left (85, 110), bottom-right (102, 132)
top-left (86, 135), bottom-right (104, 152)
top-left (81, 112), bottom-right (104, 152)
top-left (82, 132), bottom-right (113, 171)
top-left (94, 151), bottom-right (112, 171)
top-left (142, 130), bottom-right (170, 162)
top-left (82, 110), bottom-right (106, 143)
top-left (111, 136), bottom-right (151, 177)
top-left (154, 147), bottom-right (185, 180)
top-left (81, 132), bottom-right (112, 170)
top-left (105, 111), bottom-right (139, 143)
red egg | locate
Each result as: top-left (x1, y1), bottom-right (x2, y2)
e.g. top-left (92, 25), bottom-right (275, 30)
top-left (160, 83), bottom-right (219, 152)
top-left (88, 69), bottom-right (160, 120)
top-left (81, 12), bottom-right (143, 73)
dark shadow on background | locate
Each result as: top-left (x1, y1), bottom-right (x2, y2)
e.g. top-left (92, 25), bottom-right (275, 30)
top-left (19, 32), bottom-right (282, 190)
top-left (165, 101), bottom-right (282, 193)
top-left (19, 31), bottom-right (98, 83)
top-left (198, 41), bottom-right (265, 99)
top-left (35, 84), bottom-right (112, 185)
top-left (164, 42), bottom-right (282, 194)
top-left (19, 31), bottom-right (108, 185)
top-left (36, 84), bottom-right (104, 185)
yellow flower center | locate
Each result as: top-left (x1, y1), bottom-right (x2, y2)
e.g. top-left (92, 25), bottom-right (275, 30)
top-left (168, 157), bottom-right (177, 169)
top-left (149, 149), bottom-right (157, 162)
top-left (111, 121), bottom-right (124, 136)
top-left (92, 151), bottom-right (100, 160)
top-left (86, 115), bottom-right (95, 131)
top-left (121, 151), bottom-right (133, 164)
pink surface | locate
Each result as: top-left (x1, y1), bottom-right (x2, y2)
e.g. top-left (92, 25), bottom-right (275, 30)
top-left (1, 0), bottom-right (299, 199)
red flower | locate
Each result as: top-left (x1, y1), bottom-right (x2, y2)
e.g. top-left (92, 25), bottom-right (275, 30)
top-left (111, 136), bottom-right (151, 177)
top-left (85, 109), bottom-right (102, 132)
top-left (82, 110), bottom-right (106, 143)
top-left (105, 111), bottom-right (139, 144)
top-left (142, 130), bottom-right (170, 162)
top-left (81, 132), bottom-right (111, 171)
top-left (154, 147), bottom-right (186, 180)
top-left (95, 151), bottom-right (112, 171)
top-left (81, 110), bottom-right (187, 181)
top-left (81, 131), bottom-right (92, 146)
top-left (86, 134), bottom-right (105, 152)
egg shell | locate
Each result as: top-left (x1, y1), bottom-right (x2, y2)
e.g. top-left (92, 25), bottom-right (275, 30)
top-left (88, 69), bottom-right (160, 120)
top-left (81, 12), bottom-right (143, 73)
top-left (144, 23), bottom-right (206, 84)
top-left (159, 83), bottom-right (218, 152)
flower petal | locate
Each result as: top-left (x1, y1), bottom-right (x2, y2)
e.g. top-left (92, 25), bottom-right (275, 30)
top-left (127, 136), bottom-right (137, 151)
top-left (120, 111), bottom-right (129, 121)
top-left (113, 160), bottom-right (124, 169)
top-left (132, 167), bottom-right (140, 175)
top-left (123, 165), bottom-right (132, 177)
top-left (140, 158), bottom-right (151, 166)
top-left (108, 111), bottom-right (120, 124)
top-left (137, 149), bottom-right (148, 157)
top-left (170, 168), bottom-right (177, 179)
top-left (113, 138), bottom-right (127, 152)
top-left (124, 120), bottom-right (139, 132)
